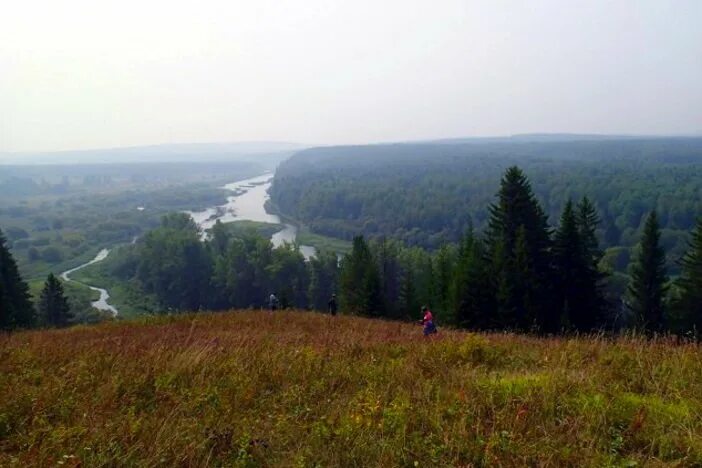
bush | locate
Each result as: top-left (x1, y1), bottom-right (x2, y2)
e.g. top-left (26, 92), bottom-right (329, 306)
top-left (27, 247), bottom-right (40, 261)
top-left (31, 237), bottom-right (50, 247)
top-left (12, 240), bottom-right (30, 250)
top-left (41, 246), bottom-right (64, 263)
top-left (4, 226), bottom-right (29, 241)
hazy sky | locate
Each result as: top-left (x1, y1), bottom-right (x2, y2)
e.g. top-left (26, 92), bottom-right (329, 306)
top-left (1, 0), bottom-right (701, 152)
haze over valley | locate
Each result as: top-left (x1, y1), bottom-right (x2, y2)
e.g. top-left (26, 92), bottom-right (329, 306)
top-left (2, 1), bottom-right (702, 465)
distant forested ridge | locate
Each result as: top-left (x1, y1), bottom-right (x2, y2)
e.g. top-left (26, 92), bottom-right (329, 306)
top-left (6, 162), bottom-right (702, 337)
top-left (270, 137), bottom-right (702, 267)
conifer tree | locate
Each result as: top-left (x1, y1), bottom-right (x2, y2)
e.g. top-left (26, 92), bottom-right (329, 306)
top-left (398, 267), bottom-right (419, 320)
top-left (575, 196), bottom-right (607, 328)
top-left (340, 236), bottom-right (383, 316)
top-left (486, 167), bottom-right (554, 331)
top-left (453, 231), bottom-right (493, 328)
top-left (433, 244), bottom-right (455, 319)
top-left (373, 238), bottom-right (401, 317)
top-left (0, 228), bottom-right (35, 329)
top-left (576, 197), bottom-right (603, 262)
top-left (39, 273), bottom-right (73, 327)
top-left (627, 211), bottom-right (668, 333)
top-left (673, 218), bottom-right (702, 334)
top-left (553, 200), bottom-right (596, 331)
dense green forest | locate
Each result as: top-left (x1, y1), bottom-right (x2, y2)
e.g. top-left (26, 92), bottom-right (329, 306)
top-left (0, 161), bottom-right (270, 321)
top-left (3, 140), bottom-right (702, 336)
top-left (6, 164), bottom-right (702, 338)
top-left (270, 137), bottom-right (702, 274)
top-left (0, 161), bottom-right (265, 278)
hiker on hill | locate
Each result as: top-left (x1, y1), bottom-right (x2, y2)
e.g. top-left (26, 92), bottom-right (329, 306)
top-left (269, 293), bottom-right (279, 312)
top-left (328, 294), bottom-right (338, 316)
top-left (420, 305), bottom-right (437, 336)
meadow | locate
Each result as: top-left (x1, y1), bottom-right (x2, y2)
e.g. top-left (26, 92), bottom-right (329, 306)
top-left (1, 311), bottom-right (701, 467)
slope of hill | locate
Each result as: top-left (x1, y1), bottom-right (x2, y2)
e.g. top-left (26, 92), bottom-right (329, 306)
top-left (2, 311), bottom-right (701, 466)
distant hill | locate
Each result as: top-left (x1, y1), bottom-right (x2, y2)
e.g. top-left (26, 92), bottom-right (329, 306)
top-left (428, 133), bottom-right (665, 144)
top-left (271, 136), bottom-right (702, 254)
top-left (0, 141), bottom-right (308, 165)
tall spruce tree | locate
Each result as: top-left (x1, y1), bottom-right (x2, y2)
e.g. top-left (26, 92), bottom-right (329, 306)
top-left (553, 199), bottom-right (603, 331)
top-left (576, 197), bottom-right (603, 262)
top-left (398, 266), bottom-right (419, 320)
top-left (673, 218), bottom-right (702, 334)
top-left (486, 167), bottom-right (554, 331)
top-left (575, 197), bottom-right (607, 329)
top-left (453, 231), bottom-right (493, 329)
top-left (39, 273), bottom-right (73, 327)
top-left (339, 236), bottom-right (383, 316)
top-left (0, 228), bottom-right (35, 329)
top-left (433, 244), bottom-right (455, 319)
top-left (373, 238), bottom-right (401, 317)
top-left (627, 211), bottom-right (668, 333)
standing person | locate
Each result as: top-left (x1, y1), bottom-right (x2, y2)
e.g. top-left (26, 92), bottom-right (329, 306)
top-left (269, 292), bottom-right (279, 312)
top-left (420, 305), bottom-right (437, 336)
top-left (328, 294), bottom-right (338, 316)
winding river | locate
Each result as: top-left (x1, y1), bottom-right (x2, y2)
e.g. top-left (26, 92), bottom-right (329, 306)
top-left (59, 172), bottom-right (314, 316)
top-left (187, 173), bottom-right (316, 259)
top-left (60, 249), bottom-right (119, 315)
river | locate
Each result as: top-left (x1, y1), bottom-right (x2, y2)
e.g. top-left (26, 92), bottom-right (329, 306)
top-left (187, 173), bottom-right (316, 259)
top-left (59, 172), bottom-right (311, 316)
top-left (60, 249), bottom-right (119, 315)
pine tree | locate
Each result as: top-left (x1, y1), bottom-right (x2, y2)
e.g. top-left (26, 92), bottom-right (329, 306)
top-left (0, 228), bottom-right (35, 329)
top-left (575, 197), bottom-right (607, 329)
top-left (627, 211), bottom-right (668, 333)
top-left (398, 267), bottom-right (419, 320)
top-left (673, 218), bottom-right (702, 334)
top-left (553, 200), bottom-right (592, 331)
top-left (486, 167), bottom-right (554, 331)
top-left (576, 197), bottom-right (603, 262)
top-left (339, 236), bottom-right (383, 316)
top-left (39, 273), bottom-right (73, 327)
top-left (491, 236), bottom-right (515, 328)
top-left (453, 231), bottom-right (493, 329)
top-left (374, 238), bottom-right (401, 317)
top-left (433, 244), bottom-right (455, 319)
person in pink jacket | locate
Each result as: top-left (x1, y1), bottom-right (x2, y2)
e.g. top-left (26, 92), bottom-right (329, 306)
top-left (421, 305), bottom-right (437, 336)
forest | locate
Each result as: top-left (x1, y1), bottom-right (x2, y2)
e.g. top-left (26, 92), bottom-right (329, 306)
top-left (4, 164), bottom-right (702, 337)
top-left (0, 160), bottom-right (272, 321)
top-left (270, 137), bottom-right (702, 275)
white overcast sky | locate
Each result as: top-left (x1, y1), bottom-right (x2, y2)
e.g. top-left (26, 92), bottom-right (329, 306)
top-left (1, 0), bottom-right (701, 152)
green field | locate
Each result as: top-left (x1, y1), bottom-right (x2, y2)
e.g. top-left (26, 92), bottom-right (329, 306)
top-left (2, 311), bottom-right (701, 466)
top-left (296, 227), bottom-right (352, 255)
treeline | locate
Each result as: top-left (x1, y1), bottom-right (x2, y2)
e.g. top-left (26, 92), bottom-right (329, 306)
top-left (113, 166), bottom-right (696, 336)
top-left (270, 137), bottom-right (702, 267)
top-left (4, 165), bottom-right (702, 335)
top-left (100, 215), bottom-right (326, 312)
top-left (336, 167), bottom-right (702, 335)
top-left (0, 230), bottom-right (75, 329)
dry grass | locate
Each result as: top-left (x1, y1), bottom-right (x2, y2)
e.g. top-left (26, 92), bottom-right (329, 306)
top-left (2, 311), bottom-right (702, 467)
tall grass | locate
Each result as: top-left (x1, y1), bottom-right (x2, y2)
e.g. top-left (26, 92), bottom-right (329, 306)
top-left (2, 311), bottom-right (702, 466)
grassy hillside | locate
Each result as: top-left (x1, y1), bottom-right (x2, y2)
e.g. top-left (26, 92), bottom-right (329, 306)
top-left (2, 312), bottom-right (702, 466)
